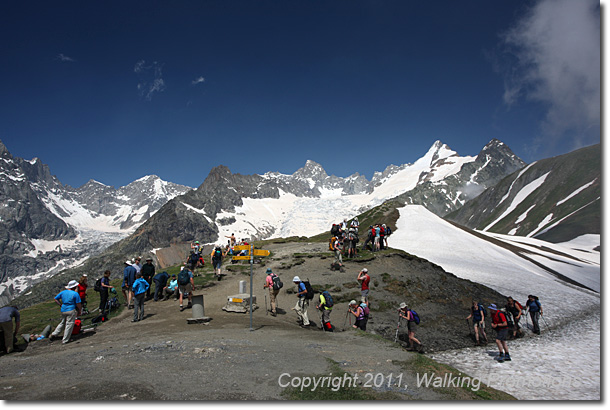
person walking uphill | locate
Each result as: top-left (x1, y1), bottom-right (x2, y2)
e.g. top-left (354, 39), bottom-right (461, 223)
top-left (50, 280), bottom-right (82, 344)
top-left (398, 302), bottom-right (422, 352)
top-left (317, 291), bottom-right (333, 332)
top-left (466, 300), bottom-right (488, 346)
top-left (348, 300), bottom-right (367, 331)
top-left (263, 268), bottom-right (281, 316)
top-left (489, 304), bottom-right (511, 362)
top-left (526, 295), bottom-right (543, 335)
top-left (292, 276), bottom-right (310, 328)
top-left (132, 273), bottom-right (149, 322)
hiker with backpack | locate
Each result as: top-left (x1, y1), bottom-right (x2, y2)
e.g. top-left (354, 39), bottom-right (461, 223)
top-left (211, 245), bottom-right (225, 280)
top-left (332, 237), bottom-right (343, 268)
top-left (466, 300), bottom-right (488, 346)
top-left (505, 297), bottom-right (524, 338)
top-left (131, 272), bottom-right (149, 322)
top-left (141, 257), bottom-right (156, 300)
top-left (350, 217), bottom-right (359, 233)
top-left (97, 270), bottom-right (113, 314)
top-left (383, 224), bottom-right (392, 248)
top-left (346, 228), bottom-right (358, 258)
top-left (316, 291), bottom-right (334, 332)
top-left (178, 267), bottom-right (194, 312)
top-left (398, 302), bottom-right (422, 352)
top-left (292, 276), bottom-right (311, 328)
top-left (348, 300), bottom-right (368, 331)
top-left (489, 304), bottom-right (511, 362)
top-left (263, 268), bottom-right (282, 316)
top-left (525, 295), bottom-right (543, 335)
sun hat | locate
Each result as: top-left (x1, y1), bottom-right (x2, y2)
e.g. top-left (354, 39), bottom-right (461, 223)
top-left (349, 300), bottom-right (357, 305)
top-left (65, 280), bottom-right (79, 289)
top-left (292, 276), bottom-right (300, 282)
top-left (488, 304), bottom-right (498, 310)
top-left (266, 268), bottom-right (273, 274)
top-left (399, 302), bottom-right (407, 309)
top-left (125, 260), bottom-right (131, 265)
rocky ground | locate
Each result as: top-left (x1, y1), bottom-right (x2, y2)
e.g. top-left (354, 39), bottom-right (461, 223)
top-left (0, 241), bottom-right (513, 401)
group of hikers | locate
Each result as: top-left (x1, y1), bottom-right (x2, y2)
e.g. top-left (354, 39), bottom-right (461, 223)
top-left (466, 295), bottom-right (545, 362)
top-left (329, 218), bottom-right (393, 268)
top-left (1, 224), bottom-right (545, 364)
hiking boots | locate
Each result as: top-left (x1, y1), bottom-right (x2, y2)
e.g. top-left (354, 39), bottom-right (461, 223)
top-left (504, 353), bottom-right (512, 361)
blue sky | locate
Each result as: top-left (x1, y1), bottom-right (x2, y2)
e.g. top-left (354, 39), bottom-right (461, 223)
top-left (0, 0), bottom-right (600, 189)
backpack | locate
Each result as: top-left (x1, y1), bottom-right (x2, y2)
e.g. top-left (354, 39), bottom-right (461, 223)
top-left (94, 277), bottom-right (102, 292)
top-left (329, 237), bottom-right (337, 251)
top-left (409, 309), bottom-right (420, 324)
top-left (302, 280), bottom-right (315, 300)
top-left (386, 226), bottom-right (392, 235)
top-left (178, 269), bottom-right (190, 285)
top-left (271, 274), bottom-right (283, 291)
top-left (478, 303), bottom-right (487, 317)
top-left (213, 247), bottom-right (223, 261)
top-left (360, 303), bottom-right (370, 317)
top-left (331, 224), bottom-right (340, 236)
top-left (321, 290), bottom-right (334, 308)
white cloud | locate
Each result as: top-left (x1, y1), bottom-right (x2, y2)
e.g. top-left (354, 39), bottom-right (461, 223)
top-left (191, 76), bottom-right (205, 85)
top-left (500, 0), bottom-right (600, 148)
top-left (56, 53), bottom-right (75, 62)
top-left (134, 60), bottom-right (166, 100)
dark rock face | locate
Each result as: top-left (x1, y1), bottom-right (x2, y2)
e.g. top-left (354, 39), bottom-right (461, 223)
top-left (395, 139), bottom-right (526, 216)
top-left (446, 144), bottom-right (601, 243)
top-left (0, 140), bottom-right (191, 304)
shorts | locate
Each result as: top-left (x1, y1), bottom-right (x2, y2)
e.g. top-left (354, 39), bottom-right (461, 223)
top-left (122, 285), bottom-right (131, 292)
top-left (361, 289), bottom-right (369, 302)
top-left (496, 328), bottom-right (508, 341)
top-left (179, 283), bottom-right (193, 296)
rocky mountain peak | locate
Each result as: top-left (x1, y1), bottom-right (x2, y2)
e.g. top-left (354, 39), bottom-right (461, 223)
top-left (294, 160), bottom-right (328, 181)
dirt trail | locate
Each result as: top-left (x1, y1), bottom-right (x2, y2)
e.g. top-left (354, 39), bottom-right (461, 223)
top-left (0, 242), bottom-right (510, 400)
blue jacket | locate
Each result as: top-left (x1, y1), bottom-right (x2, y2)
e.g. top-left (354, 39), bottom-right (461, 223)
top-left (123, 265), bottom-right (137, 287)
top-left (153, 271), bottom-right (170, 287)
top-left (132, 278), bottom-right (150, 296)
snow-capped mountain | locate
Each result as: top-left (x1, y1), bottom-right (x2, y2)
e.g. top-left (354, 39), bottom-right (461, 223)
top-left (0, 139), bottom-right (192, 305)
top-left (446, 143), bottom-right (600, 244)
top-left (3, 138), bottom-right (524, 306)
top-left (117, 139), bottom-right (524, 263)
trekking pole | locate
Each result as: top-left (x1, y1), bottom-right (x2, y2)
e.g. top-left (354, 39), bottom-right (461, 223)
top-left (342, 310), bottom-right (349, 331)
top-left (540, 314), bottom-right (552, 334)
top-left (394, 314), bottom-right (401, 343)
top-left (265, 294), bottom-right (268, 315)
top-left (466, 318), bottom-right (473, 339)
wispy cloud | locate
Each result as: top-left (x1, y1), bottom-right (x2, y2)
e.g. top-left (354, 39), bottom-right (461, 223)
top-left (499, 0), bottom-right (600, 151)
top-left (134, 60), bottom-right (166, 101)
top-left (191, 76), bottom-right (205, 85)
top-left (56, 53), bottom-right (76, 62)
